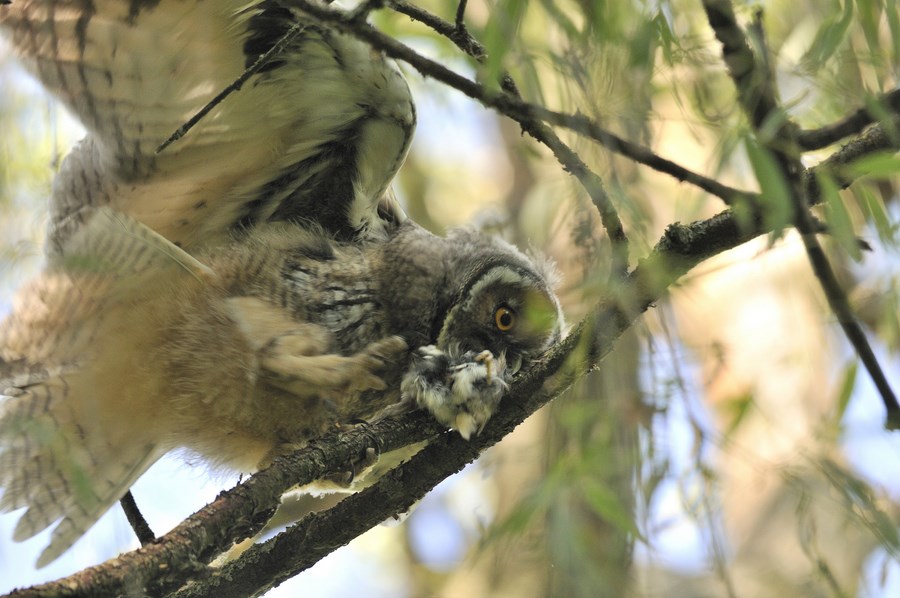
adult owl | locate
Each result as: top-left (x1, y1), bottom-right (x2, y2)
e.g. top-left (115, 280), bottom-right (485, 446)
top-left (0, 0), bottom-right (565, 572)
top-left (0, 0), bottom-right (415, 254)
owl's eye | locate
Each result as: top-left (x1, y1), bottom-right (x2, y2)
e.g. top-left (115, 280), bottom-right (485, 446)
top-left (494, 305), bottom-right (516, 331)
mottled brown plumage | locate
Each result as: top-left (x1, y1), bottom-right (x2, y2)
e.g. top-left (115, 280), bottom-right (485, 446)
top-left (0, 209), bottom-right (563, 566)
top-left (0, 0), bottom-right (565, 570)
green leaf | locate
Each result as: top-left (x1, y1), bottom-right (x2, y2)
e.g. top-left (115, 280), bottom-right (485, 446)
top-left (801, 0), bottom-right (855, 69)
top-left (876, 283), bottom-right (900, 352)
top-left (819, 172), bottom-right (862, 261)
top-left (888, 0), bottom-right (900, 66)
top-left (853, 185), bottom-right (897, 246)
top-left (480, 0), bottom-right (529, 88)
top-left (856, 0), bottom-right (883, 58)
top-left (721, 393), bottom-right (754, 438)
top-left (744, 137), bottom-right (794, 237)
top-left (819, 458), bottom-right (900, 556)
top-left (654, 11), bottom-right (678, 66)
top-left (834, 361), bottom-right (858, 423)
top-left (847, 153), bottom-right (900, 179)
top-left (538, 0), bottom-right (580, 39)
top-left (582, 479), bottom-right (646, 542)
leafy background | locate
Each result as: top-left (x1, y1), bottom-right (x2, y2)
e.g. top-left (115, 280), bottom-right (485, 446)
top-left (1, 0), bottom-right (899, 596)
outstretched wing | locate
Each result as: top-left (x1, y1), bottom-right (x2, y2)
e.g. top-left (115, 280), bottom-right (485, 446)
top-left (0, 208), bottom-right (211, 566)
top-left (0, 372), bottom-right (164, 568)
top-left (0, 0), bottom-right (415, 254)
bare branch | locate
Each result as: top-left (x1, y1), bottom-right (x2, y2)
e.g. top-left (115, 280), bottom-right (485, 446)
top-left (119, 491), bottom-right (155, 547)
top-left (525, 105), bottom-right (754, 205)
top-left (798, 88), bottom-right (900, 151)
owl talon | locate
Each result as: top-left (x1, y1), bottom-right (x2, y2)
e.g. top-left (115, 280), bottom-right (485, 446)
top-left (260, 334), bottom-right (407, 398)
top-left (321, 446), bottom-right (381, 488)
top-left (474, 350), bottom-right (494, 384)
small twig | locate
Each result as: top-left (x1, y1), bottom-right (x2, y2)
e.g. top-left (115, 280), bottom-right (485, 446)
top-left (454, 0), bottom-right (468, 30)
top-left (156, 20), bottom-right (308, 153)
top-left (797, 88), bottom-right (900, 150)
top-left (702, 0), bottom-right (900, 428)
top-left (527, 106), bottom-right (754, 205)
top-left (119, 491), bottom-right (156, 547)
top-left (389, 0), bottom-right (485, 58)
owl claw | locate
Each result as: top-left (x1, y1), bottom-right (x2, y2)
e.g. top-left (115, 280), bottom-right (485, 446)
top-left (321, 445), bottom-right (381, 489)
top-left (401, 346), bottom-right (508, 438)
top-left (474, 350), bottom-right (494, 384)
top-left (334, 335), bottom-right (408, 395)
top-left (261, 335), bottom-right (407, 398)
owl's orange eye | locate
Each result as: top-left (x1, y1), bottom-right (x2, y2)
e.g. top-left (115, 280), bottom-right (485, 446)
top-left (494, 305), bottom-right (516, 331)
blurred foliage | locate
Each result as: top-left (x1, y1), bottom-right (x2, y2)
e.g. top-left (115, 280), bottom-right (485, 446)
top-left (390, 1), bottom-right (900, 597)
top-left (2, 0), bottom-right (900, 596)
top-left (0, 53), bottom-right (58, 287)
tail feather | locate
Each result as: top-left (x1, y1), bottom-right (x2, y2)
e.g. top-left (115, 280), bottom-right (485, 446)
top-left (0, 372), bottom-right (163, 566)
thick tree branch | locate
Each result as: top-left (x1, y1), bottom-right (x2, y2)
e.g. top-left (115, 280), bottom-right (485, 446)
top-left (6, 414), bottom-right (447, 597)
top-left (702, 0), bottom-right (899, 427)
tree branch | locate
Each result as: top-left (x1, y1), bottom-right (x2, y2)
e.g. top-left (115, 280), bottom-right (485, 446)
top-left (119, 491), bottom-right (156, 547)
top-left (522, 105), bottom-right (755, 205)
top-left (702, 0), bottom-right (899, 427)
top-left (798, 88), bottom-right (900, 151)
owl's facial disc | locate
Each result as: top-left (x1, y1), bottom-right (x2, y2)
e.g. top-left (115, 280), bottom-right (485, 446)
top-left (437, 263), bottom-right (563, 366)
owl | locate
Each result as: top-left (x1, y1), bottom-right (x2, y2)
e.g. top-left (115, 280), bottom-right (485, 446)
top-left (0, 0), bottom-right (566, 571)
top-left (0, 0), bottom-right (415, 253)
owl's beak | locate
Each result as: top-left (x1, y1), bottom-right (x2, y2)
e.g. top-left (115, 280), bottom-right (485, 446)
top-left (509, 355), bottom-right (523, 375)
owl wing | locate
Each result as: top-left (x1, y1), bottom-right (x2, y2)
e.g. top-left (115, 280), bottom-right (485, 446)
top-left (0, 374), bottom-right (165, 567)
top-left (0, 208), bottom-right (211, 566)
top-left (0, 0), bottom-right (415, 253)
